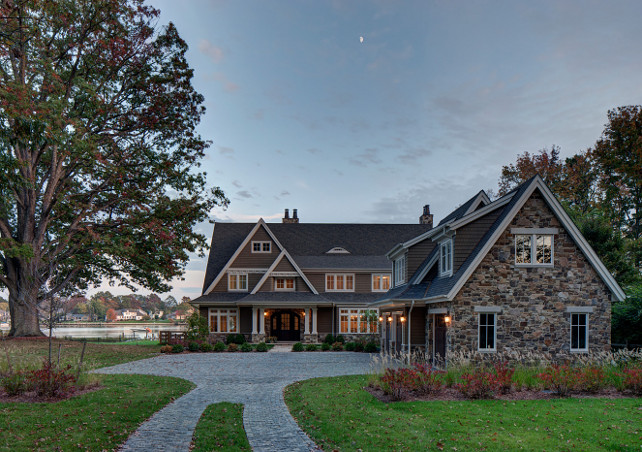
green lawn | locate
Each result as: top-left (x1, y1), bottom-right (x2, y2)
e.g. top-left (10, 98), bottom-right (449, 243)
top-left (191, 402), bottom-right (251, 451)
top-left (285, 375), bottom-right (642, 451)
top-left (0, 374), bottom-right (194, 451)
top-left (0, 338), bottom-right (159, 372)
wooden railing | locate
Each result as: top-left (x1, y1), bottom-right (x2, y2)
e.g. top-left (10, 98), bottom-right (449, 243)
top-left (159, 331), bottom-right (187, 346)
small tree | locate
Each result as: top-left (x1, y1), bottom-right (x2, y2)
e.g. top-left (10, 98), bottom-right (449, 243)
top-left (186, 312), bottom-right (209, 342)
top-left (105, 308), bottom-right (117, 322)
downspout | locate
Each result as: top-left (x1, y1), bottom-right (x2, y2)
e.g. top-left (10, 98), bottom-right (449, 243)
top-left (407, 300), bottom-right (414, 364)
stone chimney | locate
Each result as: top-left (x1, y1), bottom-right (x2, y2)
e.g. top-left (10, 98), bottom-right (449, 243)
top-left (419, 205), bottom-right (433, 228)
top-left (282, 208), bottom-right (299, 223)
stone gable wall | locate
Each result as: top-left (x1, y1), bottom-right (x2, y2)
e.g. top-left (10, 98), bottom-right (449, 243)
top-left (446, 190), bottom-right (612, 358)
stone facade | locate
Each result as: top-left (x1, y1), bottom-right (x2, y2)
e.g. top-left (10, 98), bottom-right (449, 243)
top-left (440, 192), bottom-right (612, 359)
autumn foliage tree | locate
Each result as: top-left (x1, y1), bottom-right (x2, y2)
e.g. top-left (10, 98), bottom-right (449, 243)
top-left (0, 1), bottom-right (227, 336)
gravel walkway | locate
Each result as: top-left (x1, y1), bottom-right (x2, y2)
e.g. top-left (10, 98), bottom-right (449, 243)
top-left (95, 352), bottom-right (374, 451)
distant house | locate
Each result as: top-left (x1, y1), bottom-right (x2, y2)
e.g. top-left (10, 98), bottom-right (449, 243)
top-left (114, 309), bottom-right (146, 321)
top-left (65, 313), bottom-right (90, 322)
top-left (373, 176), bottom-right (624, 360)
top-left (167, 311), bottom-right (189, 321)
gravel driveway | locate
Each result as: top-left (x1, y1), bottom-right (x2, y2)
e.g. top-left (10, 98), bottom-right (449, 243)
top-left (95, 351), bottom-right (374, 451)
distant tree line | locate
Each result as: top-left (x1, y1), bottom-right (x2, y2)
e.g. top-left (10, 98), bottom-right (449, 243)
top-left (496, 105), bottom-right (642, 345)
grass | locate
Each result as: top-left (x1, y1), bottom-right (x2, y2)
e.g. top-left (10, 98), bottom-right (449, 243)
top-left (191, 402), bottom-right (251, 451)
top-left (0, 374), bottom-right (194, 451)
top-left (285, 375), bottom-right (642, 451)
top-left (0, 338), bottom-right (160, 372)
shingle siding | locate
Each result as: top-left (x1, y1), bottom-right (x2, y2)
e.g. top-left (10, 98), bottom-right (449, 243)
top-left (453, 208), bottom-right (502, 273)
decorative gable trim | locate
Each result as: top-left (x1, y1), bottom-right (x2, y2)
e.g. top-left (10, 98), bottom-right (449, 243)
top-left (443, 176), bottom-right (625, 302)
top-left (203, 220), bottom-right (266, 295)
top-left (464, 190), bottom-right (491, 215)
top-left (204, 219), bottom-right (319, 295)
top-left (448, 192), bottom-right (515, 230)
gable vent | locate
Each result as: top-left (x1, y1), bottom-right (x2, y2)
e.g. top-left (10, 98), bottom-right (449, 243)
top-left (326, 247), bottom-right (350, 254)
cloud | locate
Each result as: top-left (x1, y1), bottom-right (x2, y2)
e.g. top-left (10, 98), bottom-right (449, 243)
top-left (206, 72), bottom-right (240, 92)
top-left (349, 148), bottom-right (382, 167)
top-left (398, 146), bottom-right (433, 164)
top-left (236, 190), bottom-right (253, 199)
top-left (198, 39), bottom-right (224, 63)
top-left (218, 146), bottom-right (235, 156)
top-left (231, 180), bottom-right (242, 188)
top-left (273, 190), bottom-right (291, 201)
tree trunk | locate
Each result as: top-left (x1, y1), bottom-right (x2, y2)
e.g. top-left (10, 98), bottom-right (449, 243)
top-left (8, 288), bottom-right (44, 337)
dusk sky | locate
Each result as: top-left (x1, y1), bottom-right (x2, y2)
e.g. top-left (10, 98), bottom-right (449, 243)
top-left (49, 1), bottom-right (642, 303)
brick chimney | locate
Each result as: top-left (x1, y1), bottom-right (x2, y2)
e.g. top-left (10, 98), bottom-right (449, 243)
top-left (419, 205), bottom-right (433, 228)
top-left (282, 208), bottom-right (299, 223)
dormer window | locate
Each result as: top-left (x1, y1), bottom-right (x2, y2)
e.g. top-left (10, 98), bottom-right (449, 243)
top-left (440, 239), bottom-right (453, 277)
top-left (252, 241), bottom-right (271, 253)
top-left (275, 278), bottom-right (295, 291)
top-left (393, 255), bottom-right (406, 287)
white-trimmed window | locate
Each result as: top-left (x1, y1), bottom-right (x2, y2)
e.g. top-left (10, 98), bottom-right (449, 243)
top-left (275, 277), bottom-right (295, 291)
top-left (326, 273), bottom-right (354, 292)
top-left (339, 308), bottom-right (378, 334)
top-left (570, 313), bottom-right (589, 352)
top-left (393, 256), bottom-right (406, 287)
top-left (251, 241), bottom-right (271, 253)
top-left (478, 313), bottom-right (496, 351)
top-left (228, 272), bottom-right (248, 292)
top-left (208, 308), bottom-right (238, 333)
top-left (515, 234), bottom-right (553, 265)
top-left (440, 239), bottom-right (453, 277)
top-left (372, 274), bottom-right (391, 292)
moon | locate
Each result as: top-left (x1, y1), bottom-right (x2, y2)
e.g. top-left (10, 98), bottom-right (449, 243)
top-left (360, 36), bottom-right (364, 43)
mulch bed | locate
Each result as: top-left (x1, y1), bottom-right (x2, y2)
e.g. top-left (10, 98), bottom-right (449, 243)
top-left (365, 384), bottom-right (633, 403)
top-left (0, 383), bottom-right (102, 404)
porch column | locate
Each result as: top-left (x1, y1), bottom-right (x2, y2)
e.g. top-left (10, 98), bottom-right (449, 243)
top-left (259, 308), bottom-right (265, 335)
top-left (304, 308), bottom-right (310, 334)
top-left (312, 307), bottom-right (318, 335)
top-left (251, 307), bottom-right (258, 335)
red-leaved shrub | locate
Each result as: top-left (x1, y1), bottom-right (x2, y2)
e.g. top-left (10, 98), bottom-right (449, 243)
top-left (456, 369), bottom-right (501, 399)
top-left (577, 366), bottom-right (607, 393)
top-left (493, 361), bottom-right (515, 394)
top-left (537, 364), bottom-right (577, 396)
top-left (379, 364), bottom-right (443, 400)
top-left (26, 362), bottom-right (77, 398)
top-left (620, 367), bottom-right (642, 395)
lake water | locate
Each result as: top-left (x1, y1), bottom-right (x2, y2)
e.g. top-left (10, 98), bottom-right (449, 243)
top-left (0, 324), bottom-right (186, 340)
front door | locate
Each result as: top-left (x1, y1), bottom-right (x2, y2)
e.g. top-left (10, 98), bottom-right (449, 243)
top-left (433, 314), bottom-right (447, 363)
top-left (271, 311), bottom-right (301, 341)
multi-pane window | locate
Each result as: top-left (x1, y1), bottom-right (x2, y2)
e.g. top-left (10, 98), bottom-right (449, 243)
top-left (209, 309), bottom-right (238, 333)
top-left (275, 278), bottom-right (295, 291)
top-left (251, 241), bottom-right (271, 253)
top-left (478, 313), bottom-right (496, 351)
top-left (570, 313), bottom-right (588, 352)
top-left (440, 239), bottom-right (453, 276)
top-left (372, 274), bottom-right (391, 292)
top-left (394, 256), bottom-right (406, 287)
top-left (326, 274), bottom-right (354, 292)
top-left (515, 234), bottom-right (553, 265)
top-left (228, 273), bottom-right (248, 291)
top-left (339, 308), bottom-right (378, 334)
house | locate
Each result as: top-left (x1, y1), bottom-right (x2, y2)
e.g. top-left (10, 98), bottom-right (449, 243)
top-left (65, 313), bottom-right (90, 322)
top-left (373, 175), bottom-right (625, 361)
top-left (114, 308), bottom-right (146, 321)
top-left (192, 209), bottom-right (431, 343)
top-left (167, 311), bottom-right (190, 321)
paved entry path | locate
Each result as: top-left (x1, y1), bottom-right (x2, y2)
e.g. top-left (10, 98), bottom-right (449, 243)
top-left (95, 352), bottom-right (374, 452)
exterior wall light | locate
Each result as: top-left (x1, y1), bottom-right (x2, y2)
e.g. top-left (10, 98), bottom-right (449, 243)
top-left (400, 316), bottom-right (406, 323)
top-left (263, 311), bottom-right (268, 316)
top-left (387, 316), bottom-right (393, 322)
top-left (444, 315), bottom-right (451, 324)
top-left (378, 316), bottom-right (383, 322)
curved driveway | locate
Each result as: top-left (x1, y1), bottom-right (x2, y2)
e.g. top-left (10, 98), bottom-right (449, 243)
top-left (96, 352), bottom-right (374, 451)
